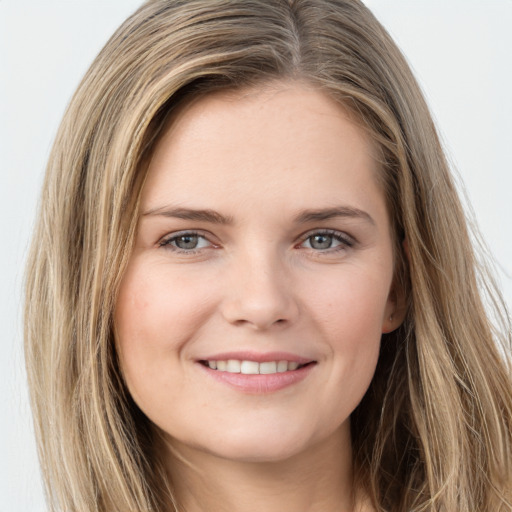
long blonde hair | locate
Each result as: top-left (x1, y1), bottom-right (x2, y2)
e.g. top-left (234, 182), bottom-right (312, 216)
top-left (25, 1), bottom-right (512, 510)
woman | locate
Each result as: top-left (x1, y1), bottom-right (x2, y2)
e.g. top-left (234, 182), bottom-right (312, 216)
top-left (24, 1), bottom-right (512, 511)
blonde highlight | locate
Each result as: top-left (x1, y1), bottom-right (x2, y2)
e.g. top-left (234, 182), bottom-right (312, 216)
top-left (25, 1), bottom-right (512, 510)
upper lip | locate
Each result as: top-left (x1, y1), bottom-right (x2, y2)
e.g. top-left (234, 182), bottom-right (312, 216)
top-left (197, 351), bottom-right (315, 364)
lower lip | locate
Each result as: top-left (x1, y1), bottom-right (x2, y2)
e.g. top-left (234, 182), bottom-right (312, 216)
top-left (197, 363), bottom-right (316, 394)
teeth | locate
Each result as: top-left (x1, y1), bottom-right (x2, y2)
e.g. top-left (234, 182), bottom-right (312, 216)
top-left (226, 360), bottom-right (241, 373)
top-left (240, 360), bottom-right (259, 374)
top-left (259, 361), bottom-right (277, 374)
top-left (277, 360), bottom-right (288, 373)
top-left (205, 359), bottom-right (306, 374)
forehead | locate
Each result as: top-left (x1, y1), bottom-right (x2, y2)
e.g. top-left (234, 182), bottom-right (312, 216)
top-left (142, 82), bottom-right (386, 225)
top-left (157, 82), bottom-right (376, 160)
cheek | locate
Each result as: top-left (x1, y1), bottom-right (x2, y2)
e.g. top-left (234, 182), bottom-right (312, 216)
top-left (307, 263), bottom-right (391, 339)
top-left (303, 264), bottom-right (391, 399)
top-left (116, 260), bottom-right (213, 341)
top-left (113, 261), bottom-right (215, 401)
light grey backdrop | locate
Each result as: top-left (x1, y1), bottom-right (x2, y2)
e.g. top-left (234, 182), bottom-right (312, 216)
top-left (1, 1), bottom-right (511, 510)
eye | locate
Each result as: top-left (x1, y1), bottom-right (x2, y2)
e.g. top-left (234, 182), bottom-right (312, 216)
top-left (300, 230), bottom-right (353, 251)
top-left (159, 231), bottom-right (212, 252)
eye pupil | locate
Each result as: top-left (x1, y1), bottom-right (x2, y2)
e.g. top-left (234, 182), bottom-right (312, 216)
top-left (175, 235), bottom-right (198, 249)
top-left (310, 234), bottom-right (332, 250)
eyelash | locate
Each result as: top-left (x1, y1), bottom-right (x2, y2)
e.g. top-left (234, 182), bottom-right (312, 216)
top-left (298, 229), bottom-right (355, 253)
top-left (158, 229), bottom-right (355, 255)
top-left (159, 230), bottom-right (213, 254)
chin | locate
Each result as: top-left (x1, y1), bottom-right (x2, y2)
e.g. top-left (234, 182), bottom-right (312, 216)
top-left (206, 441), bottom-right (309, 464)
top-left (191, 420), bottom-right (328, 464)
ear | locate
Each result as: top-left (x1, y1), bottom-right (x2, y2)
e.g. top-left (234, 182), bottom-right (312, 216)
top-left (381, 238), bottom-right (409, 334)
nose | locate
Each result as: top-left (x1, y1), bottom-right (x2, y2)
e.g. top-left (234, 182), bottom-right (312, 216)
top-left (220, 251), bottom-right (299, 331)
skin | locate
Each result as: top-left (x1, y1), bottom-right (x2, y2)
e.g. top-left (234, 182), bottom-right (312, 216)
top-left (115, 81), bottom-right (404, 512)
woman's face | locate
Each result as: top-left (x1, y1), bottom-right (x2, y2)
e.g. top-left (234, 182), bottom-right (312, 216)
top-left (115, 82), bottom-right (399, 463)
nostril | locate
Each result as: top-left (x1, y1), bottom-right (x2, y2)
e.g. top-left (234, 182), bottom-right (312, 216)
top-left (219, 282), bottom-right (299, 330)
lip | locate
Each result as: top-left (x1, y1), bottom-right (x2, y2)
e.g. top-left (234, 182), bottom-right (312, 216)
top-left (197, 351), bottom-right (313, 364)
top-left (195, 351), bottom-right (317, 394)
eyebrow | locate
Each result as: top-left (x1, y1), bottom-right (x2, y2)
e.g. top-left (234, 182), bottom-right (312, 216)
top-left (142, 206), bottom-right (234, 225)
top-left (294, 206), bottom-right (375, 226)
top-left (142, 205), bottom-right (374, 226)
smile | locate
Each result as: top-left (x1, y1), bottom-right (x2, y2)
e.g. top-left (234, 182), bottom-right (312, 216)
top-left (200, 360), bottom-right (310, 374)
top-left (198, 356), bottom-right (317, 394)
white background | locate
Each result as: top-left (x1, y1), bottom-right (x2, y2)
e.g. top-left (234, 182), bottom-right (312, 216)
top-left (1, 1), bottom-right (511, 510)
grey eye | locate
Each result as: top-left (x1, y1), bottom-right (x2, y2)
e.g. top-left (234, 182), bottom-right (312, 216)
top-left (300, 231), bottom-right (351, 251)
top-left (174, 234), bottom-right (200, 250)
top-left (160, 232), bottom-right (213, 252)
top-left (308, 234), bottom-right (334, 250)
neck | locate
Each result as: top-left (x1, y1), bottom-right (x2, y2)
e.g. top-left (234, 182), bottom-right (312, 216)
top-left (161, 427), bottom-right (367, 512)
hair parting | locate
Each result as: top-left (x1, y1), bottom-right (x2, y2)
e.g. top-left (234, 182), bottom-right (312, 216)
top-left (25, 1), bottom-right (512, 510)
